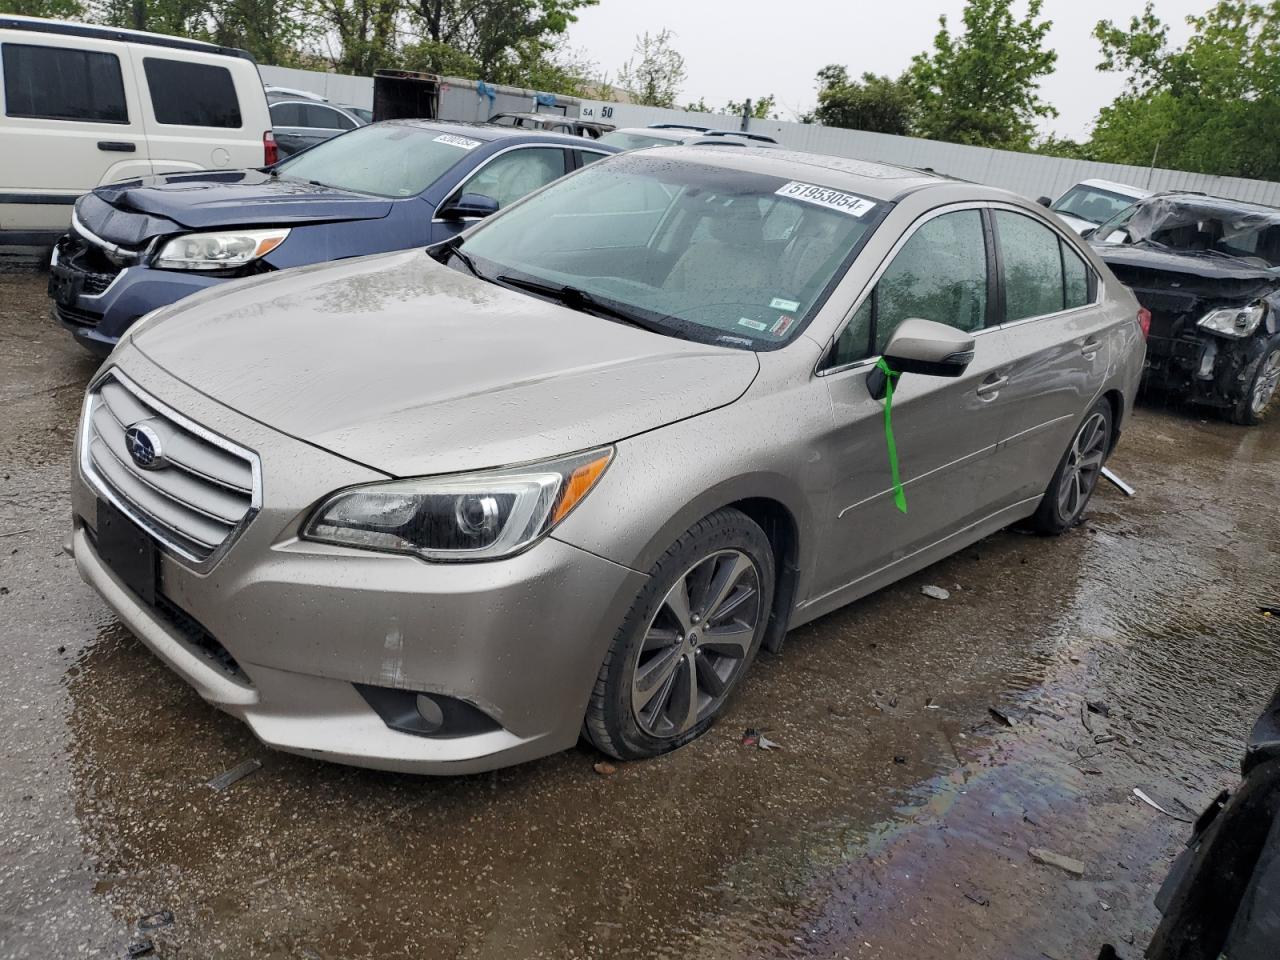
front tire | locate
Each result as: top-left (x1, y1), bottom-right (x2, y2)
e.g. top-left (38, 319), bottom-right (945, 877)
top-left (1229, 335), bottom-right (1280, 426)
top-left (1030, 399), bottom-right (1113, 535)
top-left (584, 508), bottom-right (775, 761)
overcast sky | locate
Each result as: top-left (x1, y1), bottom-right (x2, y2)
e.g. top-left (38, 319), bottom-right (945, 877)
top-left (567, 0), bottom-right (1207, 140)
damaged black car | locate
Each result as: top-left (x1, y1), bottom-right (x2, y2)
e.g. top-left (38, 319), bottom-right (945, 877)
top-left (1089, 194), bottom-right (1280, 425)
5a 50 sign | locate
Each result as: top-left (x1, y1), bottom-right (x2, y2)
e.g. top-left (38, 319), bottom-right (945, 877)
top-left (581, 105), bottom-right (614, 120)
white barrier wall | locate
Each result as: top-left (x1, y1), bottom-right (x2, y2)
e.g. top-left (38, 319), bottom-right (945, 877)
top-left (255, 63), bottom-right (1280, 206)
top-left (576, 100), bottom-right (1280, 207)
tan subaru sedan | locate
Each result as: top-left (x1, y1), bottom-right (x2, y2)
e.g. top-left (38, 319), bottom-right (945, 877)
top-left (70, 148), bottom-right (1147, 773)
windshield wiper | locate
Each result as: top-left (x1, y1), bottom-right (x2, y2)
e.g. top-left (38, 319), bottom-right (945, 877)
top-left (495, 274), bottom-right (665, 333)
top-left (430, 235), bottom-right (484, 278)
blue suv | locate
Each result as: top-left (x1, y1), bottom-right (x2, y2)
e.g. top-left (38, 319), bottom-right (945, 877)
top-left (49, 120), bottom-right (615, 355)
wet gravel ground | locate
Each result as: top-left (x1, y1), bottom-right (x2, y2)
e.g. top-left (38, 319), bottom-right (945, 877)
top-left (1, 268), bottom-right (1278, 960)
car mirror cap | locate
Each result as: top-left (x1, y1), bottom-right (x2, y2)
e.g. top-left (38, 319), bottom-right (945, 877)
top-left (1080, 227), bottom-right (1096, 240)
top-left (867, 318), bottom-right (977, 399)
top-left (1037, 196), bottom-right (1053, 207)
top-left (440, 192), bottom-right (500, 220)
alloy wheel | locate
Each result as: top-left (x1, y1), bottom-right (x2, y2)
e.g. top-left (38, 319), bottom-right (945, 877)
top-left (1058, 412), bottom-right (1108, 522)
top-left (630, 549), bottom-right (763, 738)
top-left (1251, 348), bottom-right (1280, 416)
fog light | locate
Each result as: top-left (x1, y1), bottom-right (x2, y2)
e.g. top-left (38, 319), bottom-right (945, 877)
top-left (415, 693), bottom-right (445, 733)
top-left (354, 683), bottom-right (502, 739)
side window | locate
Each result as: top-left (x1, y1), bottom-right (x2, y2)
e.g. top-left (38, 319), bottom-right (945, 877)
top-left (143, 58), bottom-right (241, 127)
top-left (459, 148), bottom-right (567, 209)
top-left (875, 209), bottom-right (988, 352)
top-left (270, 102), bottom-right (303, 126)
top-left (996, 211), bottom-right (1065, 321)
top-left (2, 43), bottom-right (128, 123)
top-left (1061, 240), bottom-right (1091, 309)
top-left (578, 150), bottom-right (608, 167)
top-left (305, 104), bottom-right (353, 130)
top-left (831, 297), bottom-right (873, 368)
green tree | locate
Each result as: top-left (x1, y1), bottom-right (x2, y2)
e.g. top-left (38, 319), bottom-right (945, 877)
top-left (810, 65), bottom-right (914, 135)
top-left (724, 94), bottom-right (778, 120)
top-left (615, 29), bottom-right (685, 108)
top-left (907, 0), bottom-right (1057, 149)
top-left (1, 0), bottom-right (85, 16)
top-left (1089, 1), bottom-right (1280, 180)
top-left (1031, 134), bottom-right (1095, 161)
top-left (302, 0), bottom-right (399, 74)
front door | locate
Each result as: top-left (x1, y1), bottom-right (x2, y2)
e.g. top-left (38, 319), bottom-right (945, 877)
top-left (812, 207), bottom-right (1010, 605)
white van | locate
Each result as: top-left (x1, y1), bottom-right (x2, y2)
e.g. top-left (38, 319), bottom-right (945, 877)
top-left (0, 15), bottom-right (272, 255)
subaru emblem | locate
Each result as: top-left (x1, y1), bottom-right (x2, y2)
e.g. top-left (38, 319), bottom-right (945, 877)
top-left (125, 423), bottom-right (166, 470)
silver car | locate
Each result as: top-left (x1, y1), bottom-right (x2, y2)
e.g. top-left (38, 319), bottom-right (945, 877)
top-left (70, 148), bottom-right (1147, 774)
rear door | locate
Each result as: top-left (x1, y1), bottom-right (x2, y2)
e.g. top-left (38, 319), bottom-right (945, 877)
top-left (128, 47), bottom-right (260, 174)
top-left (978, 206), bottom-right (1113, 508)
top-left (0, 35), bottom-right (150, 234)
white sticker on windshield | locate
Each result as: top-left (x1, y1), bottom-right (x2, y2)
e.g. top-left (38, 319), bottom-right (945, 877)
top-left (434, 134), bottom-right (482, 150)
top-left (738, 318), bottom-right (768, 331)
top-left (770, 297), bottom-right (800, 312)
top-left (776, 181), bottom-right (877, 217)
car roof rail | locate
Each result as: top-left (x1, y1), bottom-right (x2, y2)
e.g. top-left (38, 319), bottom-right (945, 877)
top-left (648, 123), bottom-right (711, 132)
top-left (703, 129), bottom-right (778, 144)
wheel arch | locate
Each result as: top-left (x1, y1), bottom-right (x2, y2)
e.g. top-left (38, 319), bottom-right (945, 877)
top-left (1101, 388), bottom-right (1125, 455)
top-left (723, 497), bottom-right (801, 655)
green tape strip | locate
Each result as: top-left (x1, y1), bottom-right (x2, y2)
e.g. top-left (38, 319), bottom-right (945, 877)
top-left (876, 358), bottom-right (907, 514)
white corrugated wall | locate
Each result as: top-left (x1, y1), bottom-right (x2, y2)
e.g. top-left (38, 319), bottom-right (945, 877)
top-left (253, 63), bottom-right (1280, 206)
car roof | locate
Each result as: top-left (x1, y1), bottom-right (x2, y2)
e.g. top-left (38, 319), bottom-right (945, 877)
top-left (1078, 178), bottom-right (1153, 198)
top-left (1138, 191), bottom-right (1280, 218)
top-left (641, 145), bottom-right (968, 201)
top-left (610, 127), bottom-right (690, 142)
top-left (0, 13), bottom-right (253, 61)
top-left (379, 118), bottom-right (615, 148)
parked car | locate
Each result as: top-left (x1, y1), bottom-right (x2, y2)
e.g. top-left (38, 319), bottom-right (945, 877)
top-left (599, 123), bottom-right (778, 150)
top-left (487, 111), bottom-right (614, 139)
top-left (48, 120), bottom-right (614, 354)
top-left (1038, 178), bottom-right (1153, 235)
top-left (1089, 193), bottom-right (1280, 424)
top-left (69, 147), bottom-right (1146, 774)
top-left (1146, 682), bottom-right (1280, 960)
top-left (0, 15), bottom-right (273, 255)
top-left (265, 86), bottom-right (367, 159)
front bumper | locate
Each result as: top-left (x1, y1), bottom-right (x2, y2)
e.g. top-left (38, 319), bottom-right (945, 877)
top-left (1142, 330), bottom-right (1268, 407)
top-left (48, 240), bottom-right (230, 355)
top-left (71, 353), bottom-right (645, 774)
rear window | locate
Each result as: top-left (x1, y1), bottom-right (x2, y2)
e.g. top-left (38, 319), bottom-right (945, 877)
top-left (1, 43), bottom-right (128, 124)
top-left (143, 58), bottom-right (241, 127)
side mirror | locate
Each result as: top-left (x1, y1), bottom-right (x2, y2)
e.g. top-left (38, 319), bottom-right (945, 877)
top-left (1080, 227), bottom-right (1096, 241)
top-left (439, 192), bottom-right (499, 220)
top-left (1037, 196), bottom-right (1052, 208)
top-left (866, 318), bottom-right (977, 400)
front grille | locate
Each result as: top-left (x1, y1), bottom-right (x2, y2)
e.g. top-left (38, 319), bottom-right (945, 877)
top-left (82, 271), bottom-right (117, 296)
top-left (81, 372), bottom-right (260, 563)
top-left (154, 593), bottom-right (249, 683)
top-left (55, 303), bottom-right (103, 328)
top-left (54, 233), bottom-right (123, 294)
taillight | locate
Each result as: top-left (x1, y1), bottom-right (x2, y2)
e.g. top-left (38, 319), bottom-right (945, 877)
top-left (263, 130), bottom-right (278, 166)
top-left (1137, 306), bottom-right (1152, 339)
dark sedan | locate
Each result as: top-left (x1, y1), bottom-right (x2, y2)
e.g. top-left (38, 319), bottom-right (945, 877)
top-left (49, 121), bottom-right (615, 355)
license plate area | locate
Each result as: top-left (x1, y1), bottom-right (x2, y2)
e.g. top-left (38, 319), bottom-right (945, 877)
top-left (47, 262), bottom-right (82, 306)
top-left (96, 499), bottom-right (159, 605)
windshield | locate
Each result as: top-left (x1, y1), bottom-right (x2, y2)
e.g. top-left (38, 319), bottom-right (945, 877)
top-left (453, 153), bottom-right (889, 349)
top-left (598, 131), bottom-right (679, 150)
top-left (275, 123), bottom-right (480, 197)
top-left (1094, 196), bottom-right (1280, 267)
top-left (1052, 184), bottom-right (1142, 225)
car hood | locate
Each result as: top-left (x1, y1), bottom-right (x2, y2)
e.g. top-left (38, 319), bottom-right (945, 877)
top-left (1092, 242), bottom-right (1280, 303)
top-left (131, 250), bottom-right (760, 476)
top-left (81, 170), bottom-right (394, 246)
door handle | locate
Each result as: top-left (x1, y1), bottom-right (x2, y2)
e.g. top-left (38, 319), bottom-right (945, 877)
top-left (976, 375), bottom-right (1009, 398)
top-left (97, 141), bottom-right (137, 152)
top-left (1080, 338), bottom-right (1102, 356)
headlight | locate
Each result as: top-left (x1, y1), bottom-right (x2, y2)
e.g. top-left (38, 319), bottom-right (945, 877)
top-left (303, 448), bottom-right (614, 561)
top-left (155, 228), bottom-right (289, 271)
top-left (1198, 302), bottom-right (1266, 338)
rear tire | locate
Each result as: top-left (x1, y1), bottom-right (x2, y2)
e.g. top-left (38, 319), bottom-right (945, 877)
top-left (1229, 335), bottom-right (1280, 426)
top-left (1030, 399), bottom-right (1113, 535)
top-left (584, 508), bottom-right (775, 761)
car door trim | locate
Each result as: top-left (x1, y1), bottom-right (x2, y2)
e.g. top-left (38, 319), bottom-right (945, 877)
top-left (431, 143), bottom-right (573, 223)
top-left (818, 200), bottom-right (1104, 378)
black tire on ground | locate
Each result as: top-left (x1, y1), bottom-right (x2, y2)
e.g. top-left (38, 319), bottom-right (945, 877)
top-left (1030, 398), bottom-right (1114, 535)
top-left (584, 508), bottom-right (775, 761)
top-left (1229, 334), bottom-right (1280, 426)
